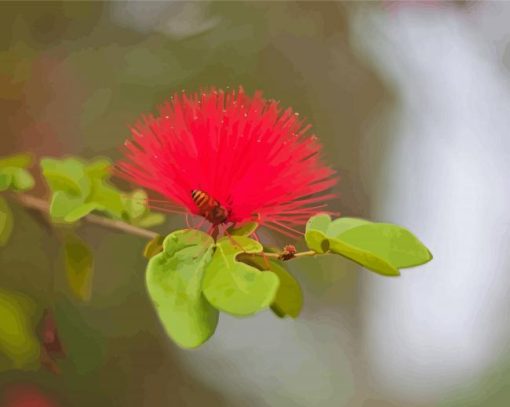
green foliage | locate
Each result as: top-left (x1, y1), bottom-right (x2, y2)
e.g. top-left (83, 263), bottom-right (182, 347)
top-left (0, 153), bottom-right (32, 169)
top-left (122, 189), bottom-right (147, 220)
top-left (203, 237), bottom-right (280, 316)
top-left (0, 153), bottom-right (35, 192)
top-left (305, 214), bottom-right (432, 276)
top-left (41, 156), bottom-right (164, 226)
top-left (143, 235), bottom-right (165, 259)
top-left (0, 152), bottom-right (434, 351)
top-left (41, 157), bottom-right (90, 196)
top-left (121, 189), bottom-right (165, 227)
top-left (241, 255), bottom-right (303, 318)
top-left (146, 230), bottom-right (218, 349)
top-left (0, 288), bottom-right (40, 371)
top-left (0, 197), bottom-right (13, 247)
top-left (226, 221), bottom-right (258, 236)
top-left (64, 234), bottom-right (94, 301)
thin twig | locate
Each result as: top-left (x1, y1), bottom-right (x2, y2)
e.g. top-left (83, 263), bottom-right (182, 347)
top-left (255, 249), bottom-right (317, 261)
top-left (12, 193), bottom-right (159, 240)
top-left (11, 194), bottom-right (318, 258)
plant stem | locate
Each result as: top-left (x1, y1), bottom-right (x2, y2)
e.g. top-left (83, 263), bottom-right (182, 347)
top-left (256, 250), bottom-right (317, 261)
top-left (11, 193), bottom-right (318, 258)
top-left (12, 193), bottom-right (159, 240)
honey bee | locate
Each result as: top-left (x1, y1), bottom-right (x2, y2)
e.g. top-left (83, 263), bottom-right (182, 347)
top-left (191, 189), bottom-right (229, 225)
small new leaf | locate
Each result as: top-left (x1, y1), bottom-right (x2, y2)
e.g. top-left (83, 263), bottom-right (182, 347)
top-left (146, 230), bottom-right (218, 349)
top-left (122, 189), bottom-right (147, 220)
top-left (144, 235), bottom-right (165, 259)
top-left (203, 237), bottom-right (280, 316)
top-left (136, 212), bottom-right (165, 228)
top-left (305, 214), bottom-right (432, 276)
top-left (64, 234), bottom-right (94, 301)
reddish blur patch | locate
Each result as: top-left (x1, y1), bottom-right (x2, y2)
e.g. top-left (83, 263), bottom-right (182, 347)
top-left (38, 309), bottom-right (65, 375)
top-left (2, 384), bottom-right (60, 407)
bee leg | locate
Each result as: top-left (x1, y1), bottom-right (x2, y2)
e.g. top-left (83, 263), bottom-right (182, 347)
top-left (208, 225), bottom-right (219, 241)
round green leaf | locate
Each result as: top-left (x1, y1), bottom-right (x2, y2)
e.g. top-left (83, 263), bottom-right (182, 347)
top-left (146, 229), bottom-right (218, 349)
top-left (305, 215), bottom-right (432, 276)
top-left (0, 197), bottom-right (14, 247)
top-left (64, 234), bottom-right (94, 301)
top-left (49, 191), bottom-right (85, 221)
top-left (203, 237), bottom-right (280, 316)
top-left (338, 223), bottom-right (433, 269)
top-left (64, 202), bottom-right (99, 223)
top-left (240, 255), bottom-right (303, 318)
top-left (87, 182), bottom-right (123, 218)
top-left (41, 157), bottom-right (90, 196)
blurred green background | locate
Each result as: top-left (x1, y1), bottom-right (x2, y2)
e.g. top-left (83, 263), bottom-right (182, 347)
top-left (2, 1), bottom-right (510, 406)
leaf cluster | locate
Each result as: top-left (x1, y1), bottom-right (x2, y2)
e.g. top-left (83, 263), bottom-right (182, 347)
top-left (146, 215), bottom-right (432, 348)
top-left (40, 157), bottom-right (164, 227)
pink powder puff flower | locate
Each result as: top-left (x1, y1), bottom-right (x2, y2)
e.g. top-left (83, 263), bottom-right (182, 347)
top-left (117, 87), bottom-right (337, 237)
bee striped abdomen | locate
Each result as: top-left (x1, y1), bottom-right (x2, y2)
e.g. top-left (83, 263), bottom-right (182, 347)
top-left (191, 189), bottom-right (210, 208)
top-left (191, 189), bottom-right (229, 225)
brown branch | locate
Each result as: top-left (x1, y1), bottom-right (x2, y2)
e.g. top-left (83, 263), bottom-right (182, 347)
top-left (12, 193), bottom-right (159, 240)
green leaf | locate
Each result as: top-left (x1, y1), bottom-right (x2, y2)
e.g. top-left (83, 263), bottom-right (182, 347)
top-left (84, 158), bottom-right (111, 179)
top-left (239, 255), bottom-right (303, 318)
top-left (87, 182), bottom-right (123, 217)
top-left (136, 212), bottom-right (165, 228)
top-left (122, 189), bottom-right (147, 220)
top-left (0, 171), bottom-right (12, 191)
top-left (41, 157), bottom-right (90, 196)
top-left (0, 153), bottom-right (32, 169)
top-left (84, 158), bottom-right (123, 217)
top-left (226, 222), bottom-right (259, 236)
top-left (64, 234), bottom-right (94, 301)
top-left (0, 288), bottom-right (40, 371)
top-left (305, 215), bottom-right (433, 276)
top-left (203, 237), bottom-right (280, 316)
top-left (64, 202), bottom-right (99, 223)
top-left (10, 168), bottom-right (35, 191)
top-left (0, 197), bottom-right (14, 247)
top-left (49, 191), bottom-right (85, 221)
top-left (146, 229), bottom-right (218, 349)
top-left (144, 235), bottom-right (165, 259)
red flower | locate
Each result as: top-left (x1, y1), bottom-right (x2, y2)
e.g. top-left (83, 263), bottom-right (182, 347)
top-left (117, 88), bottom-right (337, 236)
